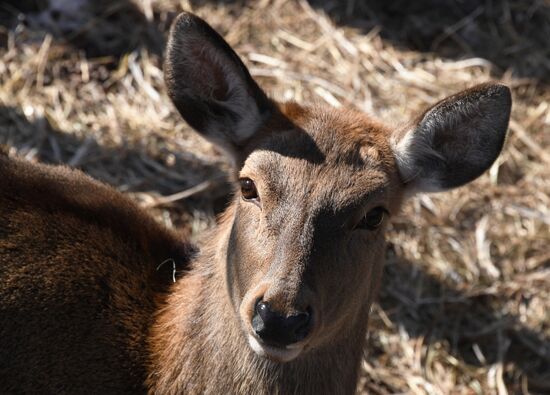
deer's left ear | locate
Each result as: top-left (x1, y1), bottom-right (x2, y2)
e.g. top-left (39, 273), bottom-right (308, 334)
top-left (391, 83), bottom-right (511, 193)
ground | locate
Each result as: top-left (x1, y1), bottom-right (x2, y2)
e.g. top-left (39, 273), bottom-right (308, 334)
top-left (0, 0), bottom-right (548, 394)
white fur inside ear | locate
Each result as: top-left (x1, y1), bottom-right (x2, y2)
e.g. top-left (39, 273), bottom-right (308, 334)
top-left (390, 128), bottom-right (417, 182)
top-left (390, 121), bottom-right (445, 194)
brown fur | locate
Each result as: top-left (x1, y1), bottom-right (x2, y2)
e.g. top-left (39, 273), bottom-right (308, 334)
top-left (0, 12), bottom-right (510, 395)
top-left (0, 154), bottom-right (191, 393)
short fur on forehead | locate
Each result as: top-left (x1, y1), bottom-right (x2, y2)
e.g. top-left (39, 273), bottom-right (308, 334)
top-left (265, 104), bottom-right (395, 168)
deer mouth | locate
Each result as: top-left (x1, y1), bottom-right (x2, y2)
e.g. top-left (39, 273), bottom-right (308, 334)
top-left (247, 334), bottom-right (305, 362)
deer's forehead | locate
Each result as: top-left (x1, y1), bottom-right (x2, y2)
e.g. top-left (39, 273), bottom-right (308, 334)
top-left (248, 110), bottom-right (394, 175)
top-left (279, 103), bottom-right (392, 148)
top-left (242, 148), bottom-right (391, 208)
top-left (240, 105), bottom-right (397, 206)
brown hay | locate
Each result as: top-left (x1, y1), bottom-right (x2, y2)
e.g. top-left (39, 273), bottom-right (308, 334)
top-left (1, 0), bottom-right (548, 393)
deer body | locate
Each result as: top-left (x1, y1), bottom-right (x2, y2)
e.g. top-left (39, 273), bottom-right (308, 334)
top-left (0, 12), bottom-right (511, 395)
top-left (0, 152), bottom-right (191, 393)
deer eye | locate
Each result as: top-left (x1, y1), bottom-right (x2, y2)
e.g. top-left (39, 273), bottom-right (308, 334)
top-left (356, 207), bottom-right (387, 230)
top-left (239, 178), bottom-right (259, 201)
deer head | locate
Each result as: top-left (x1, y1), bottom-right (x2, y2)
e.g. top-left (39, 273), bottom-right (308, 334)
top-left (164, 13), bottom-right (511, 363)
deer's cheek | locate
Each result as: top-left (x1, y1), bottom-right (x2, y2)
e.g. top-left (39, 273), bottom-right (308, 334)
top-left (227, 217), bottom-right (270, 302)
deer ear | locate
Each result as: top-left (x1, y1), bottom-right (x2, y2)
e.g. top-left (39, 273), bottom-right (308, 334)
top-left (391, 83), bottom-right (511, 193)
top-left (164, 12), bottom-right (273, 159)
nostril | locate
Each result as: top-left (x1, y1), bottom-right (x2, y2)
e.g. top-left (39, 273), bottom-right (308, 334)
top-left (252, 301), bottom-right (313, 346)
top-left (255, 300), bottom-right (272, 322)
top-left (288, 309), bottom-right (311, 340)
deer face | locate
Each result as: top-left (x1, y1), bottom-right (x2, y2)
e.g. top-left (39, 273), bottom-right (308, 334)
top-left (164, 13), bottom-right (511, 362)
top-left (225, 105), bottom-right (402, 361)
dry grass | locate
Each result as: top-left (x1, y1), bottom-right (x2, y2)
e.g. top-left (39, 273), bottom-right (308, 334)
top-left (0, 0), bottom-right (548, 393)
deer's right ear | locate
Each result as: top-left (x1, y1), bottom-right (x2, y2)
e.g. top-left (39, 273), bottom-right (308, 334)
top-left (164, 12), bottom-right (273, 159)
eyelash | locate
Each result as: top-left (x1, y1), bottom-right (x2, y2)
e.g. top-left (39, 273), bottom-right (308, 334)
top-left (239, 177), bottom-right (259, 201)
top-left (355, 206), bottom-right (388, 231)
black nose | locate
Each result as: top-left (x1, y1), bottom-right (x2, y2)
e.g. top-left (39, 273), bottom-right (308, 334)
top-left (251, 301), bottom-right (311, 347)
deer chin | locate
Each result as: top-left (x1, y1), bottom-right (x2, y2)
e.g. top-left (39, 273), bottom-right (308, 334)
top-left (247, 334), bottom-right (304, 363)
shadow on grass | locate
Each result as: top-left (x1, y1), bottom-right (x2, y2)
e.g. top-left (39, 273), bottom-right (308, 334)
top-left (0, 0), bottom-right (172, 62)
top-left (368, 247), bottom-right (550, 394)
top-left (308, 0), bottom-right (550, 84)
top-left (3, 1), bottom-right (548, 82)
top-left (0, 105), bottom-right (230, 221)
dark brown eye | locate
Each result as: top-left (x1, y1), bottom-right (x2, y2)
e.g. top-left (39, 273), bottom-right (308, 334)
top-left (239, 177), bottom-right (259, 201)
top-left (357, 207), bottom-right (387, 230)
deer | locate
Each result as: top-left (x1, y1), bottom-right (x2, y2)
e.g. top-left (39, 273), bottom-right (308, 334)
top-left (0, 12), bottom-right (511, 395)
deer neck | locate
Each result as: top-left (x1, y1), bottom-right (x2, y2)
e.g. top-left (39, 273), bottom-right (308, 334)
top-left (148, 218), bottom-right (371, 395)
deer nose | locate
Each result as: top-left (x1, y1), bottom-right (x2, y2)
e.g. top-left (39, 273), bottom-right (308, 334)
top-left (251, 300), bottom-right (311, 347)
